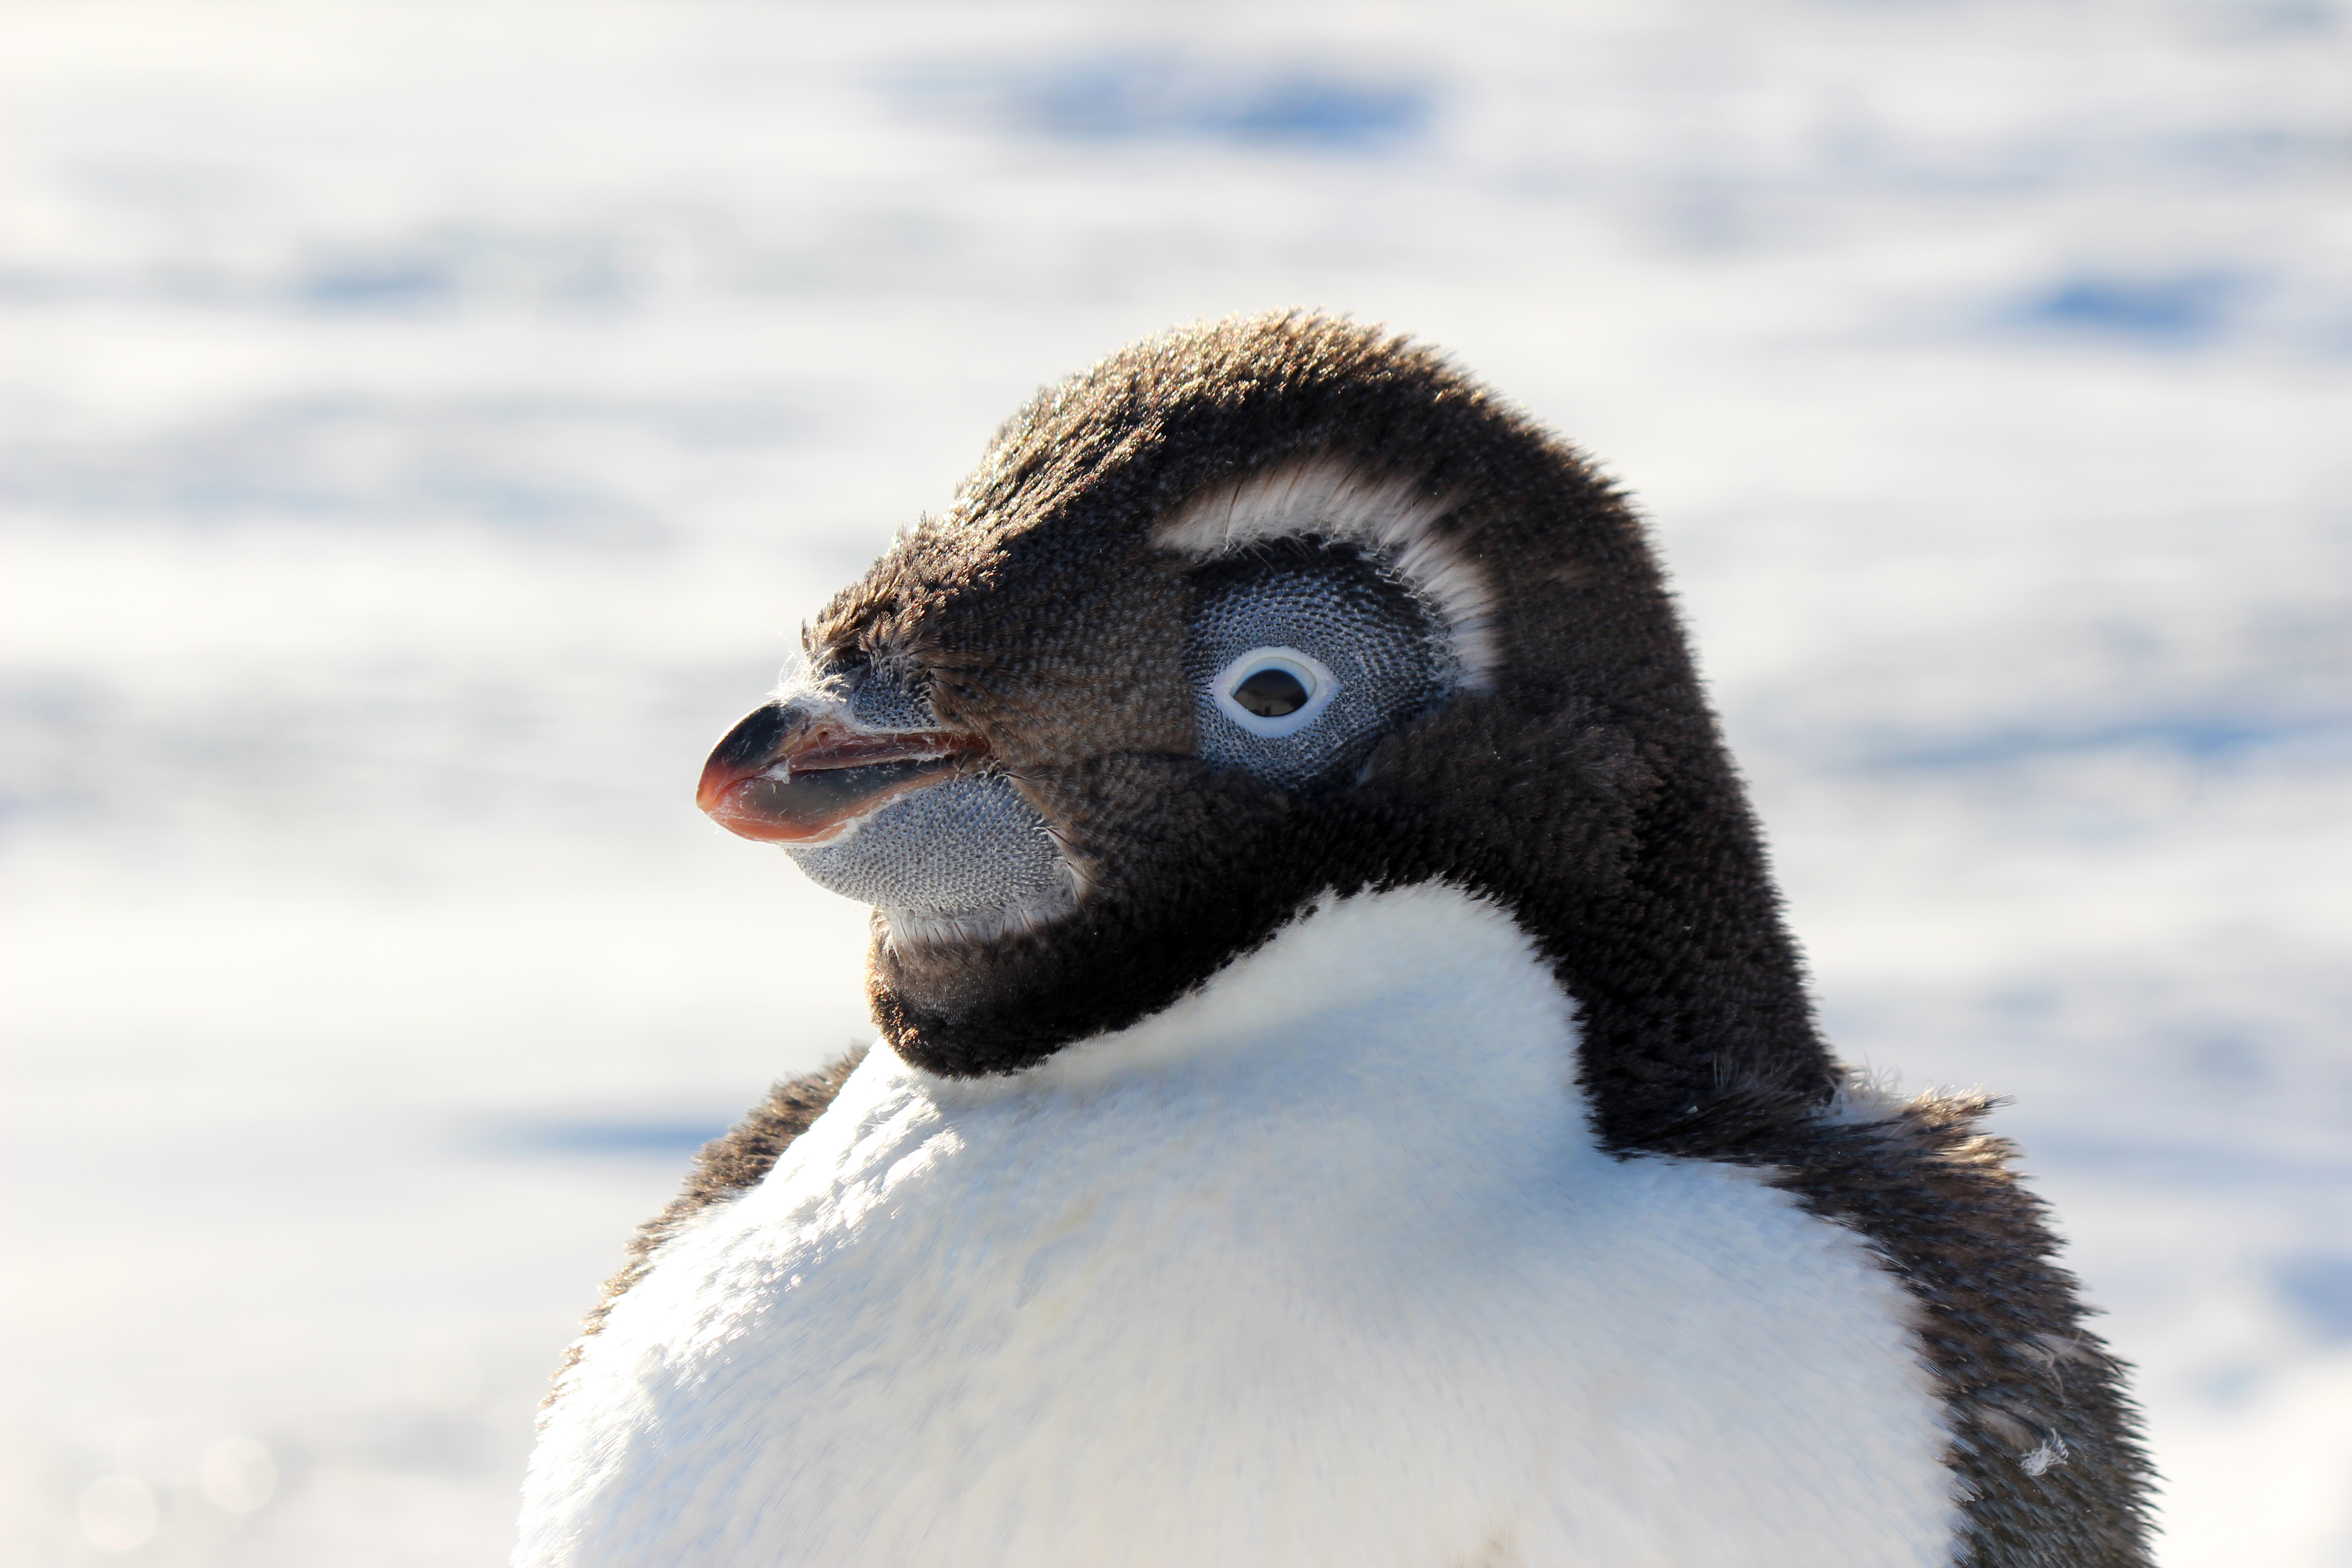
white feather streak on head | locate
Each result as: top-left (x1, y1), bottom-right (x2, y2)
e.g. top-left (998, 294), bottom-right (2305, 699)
top-left (1152, 456), bottom-right (1499, 691)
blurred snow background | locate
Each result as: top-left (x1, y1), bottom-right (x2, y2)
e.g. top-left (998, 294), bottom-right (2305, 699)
top-left (3, 0), bottom-right (2347, 1561)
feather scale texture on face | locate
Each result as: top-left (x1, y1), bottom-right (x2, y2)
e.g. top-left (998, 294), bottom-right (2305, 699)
top-left (1186, 537), bottom-right (1458, 791)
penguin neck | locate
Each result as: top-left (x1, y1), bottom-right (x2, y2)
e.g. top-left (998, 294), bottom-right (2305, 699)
top-left (981, 879), bottom-right (1579, 1121)
top-left (1514, 738), bottom-right (1834, 1149)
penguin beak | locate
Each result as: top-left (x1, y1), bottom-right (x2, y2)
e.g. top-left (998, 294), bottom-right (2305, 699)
top-left (696, 702), bottom-right (990, 845)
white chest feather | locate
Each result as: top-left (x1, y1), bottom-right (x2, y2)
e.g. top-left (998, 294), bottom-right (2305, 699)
top-left (518, 886), bottom-right (1959, 1568)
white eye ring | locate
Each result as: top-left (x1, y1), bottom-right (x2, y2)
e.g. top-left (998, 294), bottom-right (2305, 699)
top-left (1210, 647), bottom-right (1338, 738)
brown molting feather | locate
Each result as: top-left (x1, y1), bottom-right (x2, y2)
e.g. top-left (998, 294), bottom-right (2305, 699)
top-left (1623, 1078), bottom-right (2156, 1567)
top-left (542, 1049), bottom-right (867, 1410)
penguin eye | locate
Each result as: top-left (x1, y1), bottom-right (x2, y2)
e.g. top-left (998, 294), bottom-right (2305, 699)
top-left (1235, 665), bottom-right (1309, 717)
top-left (1211, 647), bottom-right (1338, 738)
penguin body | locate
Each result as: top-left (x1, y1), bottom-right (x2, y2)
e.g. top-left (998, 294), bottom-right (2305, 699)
top-left (519, 315), bottom-right (2152, 1567)
top-left (523, 888), bottom-right (1956, 1567)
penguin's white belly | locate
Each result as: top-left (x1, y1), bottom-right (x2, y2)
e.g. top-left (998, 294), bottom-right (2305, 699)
top-left (519, 886), bottom-right (1959, 1568)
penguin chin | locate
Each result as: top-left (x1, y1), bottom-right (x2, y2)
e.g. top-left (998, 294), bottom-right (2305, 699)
top-left (866, 755), bottom-right (1316, 1079)
top-left (783, 774), bottom-right (1078, 944)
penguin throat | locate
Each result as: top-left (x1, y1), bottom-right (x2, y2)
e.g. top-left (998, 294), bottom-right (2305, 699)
top-left (866, 755), bottom-right (1322, 1079)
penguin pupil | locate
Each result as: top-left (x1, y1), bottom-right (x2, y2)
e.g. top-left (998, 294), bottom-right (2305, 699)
top-left (1234, 666), bottom-right (1311, 718)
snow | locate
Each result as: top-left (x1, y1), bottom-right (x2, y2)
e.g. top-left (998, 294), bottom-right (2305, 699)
top-left (4, 0), bottom-right (2347, 1563)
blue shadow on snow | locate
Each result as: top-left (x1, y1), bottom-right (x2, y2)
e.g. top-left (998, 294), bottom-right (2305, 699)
top-left (1867, 714), bottom-right (2346, 771)
top-left (2013, 272), bottom-right (2248, 344)
top-left (908, 55), bottom-right (1433, 152)
top-left (2276, 1254), bottom-right (2352, 1342)
top-left (1029, 61), bottom-right (1427, 147)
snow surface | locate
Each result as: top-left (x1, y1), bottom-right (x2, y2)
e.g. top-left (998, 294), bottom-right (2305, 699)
top-left (3, 0), bottom-right (2347, 1563)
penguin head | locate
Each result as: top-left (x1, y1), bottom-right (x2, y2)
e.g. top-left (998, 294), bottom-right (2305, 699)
top-left (699, 312), bottom-right (1826, 1116)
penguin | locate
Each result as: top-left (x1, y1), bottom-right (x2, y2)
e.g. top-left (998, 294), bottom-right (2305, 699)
top-left (517, 313), bottom-right (2153, 1568)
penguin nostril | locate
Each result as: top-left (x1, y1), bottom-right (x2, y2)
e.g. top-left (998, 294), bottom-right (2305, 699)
top-left (1234, 666), bottom-right (1310, 717)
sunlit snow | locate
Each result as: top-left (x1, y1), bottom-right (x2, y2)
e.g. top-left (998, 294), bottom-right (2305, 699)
top-left (4, 1), bottom-right (2348, 1563)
